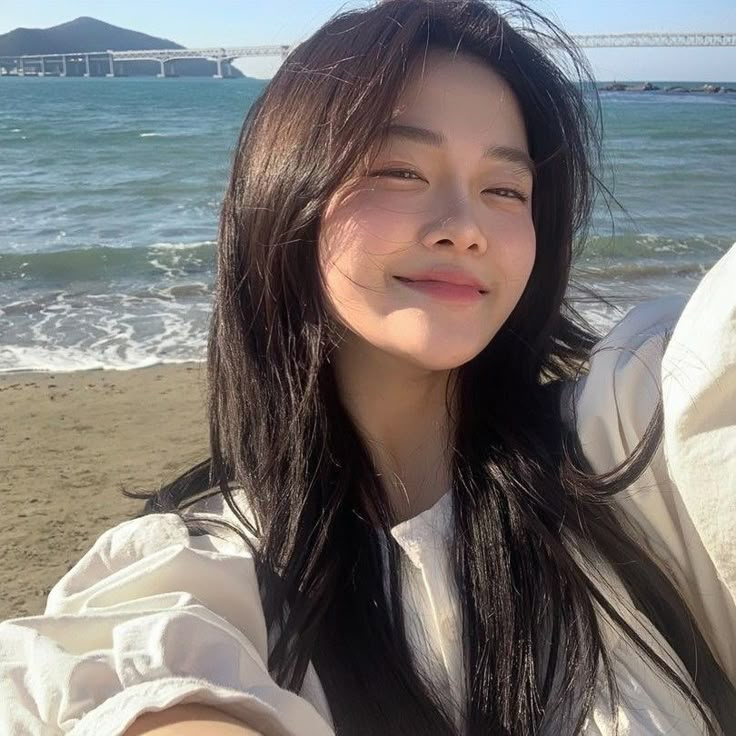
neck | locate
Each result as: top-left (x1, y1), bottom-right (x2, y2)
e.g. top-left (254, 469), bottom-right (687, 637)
top-left (333, 334), bottom-right (456, 525)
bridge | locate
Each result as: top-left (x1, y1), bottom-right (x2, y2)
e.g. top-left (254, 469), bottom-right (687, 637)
top-left (567, 32), bottom-right (736, 48)
top-left (0, 44), bottom-right (291, 78)
top-left (1, 33), bottom-right (734, 78)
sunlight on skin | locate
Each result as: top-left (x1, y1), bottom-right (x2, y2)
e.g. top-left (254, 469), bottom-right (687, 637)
top-left (318, 51), bottom-right (537, 519)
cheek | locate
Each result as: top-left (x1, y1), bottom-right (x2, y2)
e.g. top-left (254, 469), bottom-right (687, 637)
top-left (340, 191), bottom-right (419, 254)
top-left (487, 215), bottom-right (537, 290)
top-left (515, 224), bottom-right (537, 278)
top-left (317, 219), bottom-right (387, 326)
top-left (319, 192), bottom-right (418, 277)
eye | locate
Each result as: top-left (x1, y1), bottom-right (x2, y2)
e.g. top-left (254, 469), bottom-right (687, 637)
top-left (484, 187), bottom-right (529, 203)
top-left (370, 168), bottom-right (424, 181)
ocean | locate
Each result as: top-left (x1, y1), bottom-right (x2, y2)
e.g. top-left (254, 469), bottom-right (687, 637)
top-left (1, 77), bottom-right (734, 373)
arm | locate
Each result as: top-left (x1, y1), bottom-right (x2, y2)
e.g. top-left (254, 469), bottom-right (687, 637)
top-left (571, 242), bottom-right (736, 683)
top-left (125, 704), bottom-right (264, 735)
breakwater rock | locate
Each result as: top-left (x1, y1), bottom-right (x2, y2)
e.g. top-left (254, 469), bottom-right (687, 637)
top-left (600, 82), bottom-right (736, 94)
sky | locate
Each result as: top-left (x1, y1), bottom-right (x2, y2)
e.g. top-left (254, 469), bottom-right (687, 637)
top-left (1, 1), bottom-right (734, 81)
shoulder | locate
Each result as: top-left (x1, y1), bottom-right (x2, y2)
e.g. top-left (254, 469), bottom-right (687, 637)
top-left (45, 491), bottom-right (263, 625)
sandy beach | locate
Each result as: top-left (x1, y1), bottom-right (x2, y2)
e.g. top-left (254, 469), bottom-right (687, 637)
top-left (0, 362), bottom-right (210, 620)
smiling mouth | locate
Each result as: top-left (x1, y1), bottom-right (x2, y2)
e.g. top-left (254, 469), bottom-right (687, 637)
top-left (394, 276), bottom-right (488, 295)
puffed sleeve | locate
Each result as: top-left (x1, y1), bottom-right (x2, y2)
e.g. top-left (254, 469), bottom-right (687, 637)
top-left (569, 242), bottom-right (736, 684)
top-left (0, 510), bottom-right (335, 736)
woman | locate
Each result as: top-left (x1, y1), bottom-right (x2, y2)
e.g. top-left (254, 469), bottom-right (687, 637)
top-left (1, 1), bottom-right (734, 734)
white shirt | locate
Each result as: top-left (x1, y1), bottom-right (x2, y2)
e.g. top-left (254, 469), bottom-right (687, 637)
top-left (1, 244), bottom-right (734, 736)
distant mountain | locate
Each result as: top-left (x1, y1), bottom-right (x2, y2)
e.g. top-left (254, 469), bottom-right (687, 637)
top-left (0, 17), bottom-right (246, 77)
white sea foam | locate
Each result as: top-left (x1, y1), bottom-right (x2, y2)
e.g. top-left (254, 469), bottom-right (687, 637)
top-left (0, 345), bottom-right (163, 374)
top-left (0, 339), bottom-right (206, 374)
top-left (0, 288), bottom-right (209, 373)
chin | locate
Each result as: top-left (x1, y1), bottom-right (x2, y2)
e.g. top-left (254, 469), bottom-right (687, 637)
top-left (401, 343), bottom-right (486, 372)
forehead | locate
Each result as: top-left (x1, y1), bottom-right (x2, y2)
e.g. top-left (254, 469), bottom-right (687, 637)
top-left (389, 51), bottom-right (527, 149)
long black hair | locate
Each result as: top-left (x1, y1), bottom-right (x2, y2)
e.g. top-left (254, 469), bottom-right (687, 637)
top-left (125, 1), bottom-right (736, 733)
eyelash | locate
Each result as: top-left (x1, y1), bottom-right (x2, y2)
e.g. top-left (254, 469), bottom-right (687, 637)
top-left (370, 169), bottom-right (529, 203)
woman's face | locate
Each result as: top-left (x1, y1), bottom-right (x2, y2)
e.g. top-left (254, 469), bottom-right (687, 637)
top-left (319, 51), bottom-right (536, 372)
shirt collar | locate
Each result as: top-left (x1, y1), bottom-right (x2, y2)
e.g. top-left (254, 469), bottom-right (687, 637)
top-left (389, 489), bottom-right (453, 568)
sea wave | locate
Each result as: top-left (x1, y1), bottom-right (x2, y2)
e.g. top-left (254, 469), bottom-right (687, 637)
top-left (0, 241), bottom-right (216, 284)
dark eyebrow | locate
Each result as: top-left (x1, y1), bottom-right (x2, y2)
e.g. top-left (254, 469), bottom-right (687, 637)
top-left (385, 124), bottom-right (536, 178)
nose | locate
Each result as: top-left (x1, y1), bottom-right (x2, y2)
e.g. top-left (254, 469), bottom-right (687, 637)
top-left (419, 194), bottom-right (488, 254)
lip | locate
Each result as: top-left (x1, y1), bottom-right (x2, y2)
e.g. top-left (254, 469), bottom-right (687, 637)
top-left (394, 269), bottom-right (488, 293)
top-left (393, 276), bottom-right (486, 304)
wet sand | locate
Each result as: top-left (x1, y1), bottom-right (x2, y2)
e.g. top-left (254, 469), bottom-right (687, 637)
top-left (0, 362), bottom-right (209, 620)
